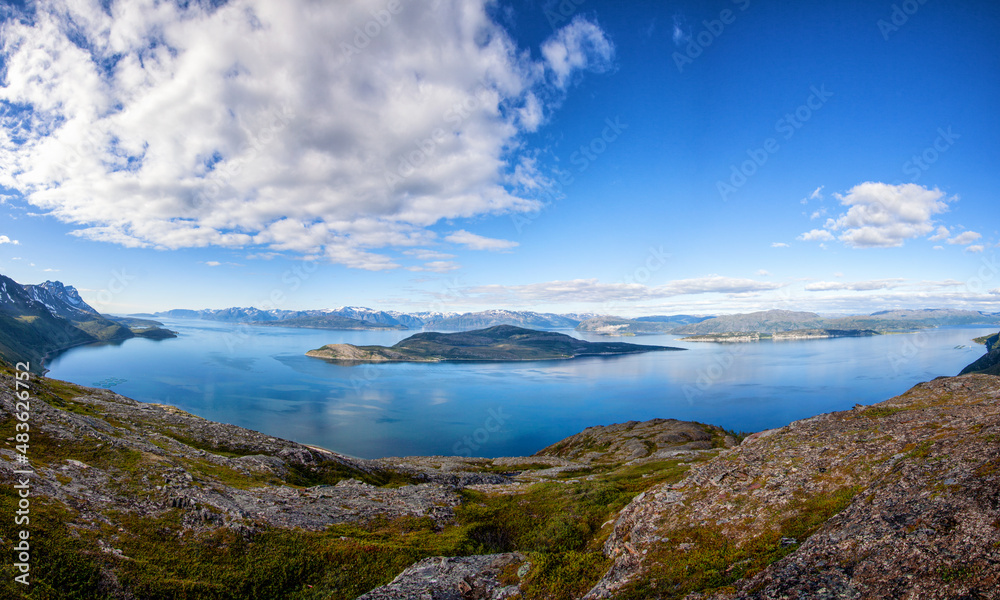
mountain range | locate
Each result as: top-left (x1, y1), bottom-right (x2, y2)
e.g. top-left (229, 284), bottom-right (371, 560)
top-left (152, 306), bottom-right (598, 331)
top-left (153, 305), bottom-right (1000, 336)
top-left (0, 274), bottom-right (175, 371)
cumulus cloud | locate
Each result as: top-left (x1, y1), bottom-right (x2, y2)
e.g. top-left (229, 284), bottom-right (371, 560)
top-left (444, 230), bottom-right (518, 251)
top-left (928, 226), bottom-right (950, 241)
top-left (947, 231), bottom-right (982, 245)
top-left (965, 245), bottom-right (985, 254)
top-left (805, 279), bottom-right (906, 292)
top-left (771, 242), bottom-right (789, 248)
top-left (0, 235), bottom-right (19, 245)
top-left (798, 229), bottom-right (835, 242)
top-left (820, 182), bottom-right (952, 248)
top-left (0, 0), bottom-right (614, 269)
top-left (541, 16), bottom-right (615, 89)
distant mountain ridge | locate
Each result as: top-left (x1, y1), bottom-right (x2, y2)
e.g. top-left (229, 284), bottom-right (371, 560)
top-left (0, 273), bottom-right (176, 371)
top-left (154, 307), bottom-right (585, 331)
top-left (670, 308), bottom-right (1000, 336)
top-left (154, 305), bottom-right (1000, 335)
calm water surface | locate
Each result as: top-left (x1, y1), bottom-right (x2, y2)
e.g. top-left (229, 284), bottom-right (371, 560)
top-left (45, 320), bottom-right (995, 458)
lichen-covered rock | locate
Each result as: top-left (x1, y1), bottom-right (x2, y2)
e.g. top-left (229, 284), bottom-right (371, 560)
top-left (584, 374), bottom-right (1000, 599)
top-left (534, 418), bottom-right (734, 464)
top-left (357, 553), bottom-right (524, 600)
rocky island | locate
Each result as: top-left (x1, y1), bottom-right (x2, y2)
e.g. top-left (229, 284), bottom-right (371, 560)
top-left (306, 324), bottom-right (684, 363)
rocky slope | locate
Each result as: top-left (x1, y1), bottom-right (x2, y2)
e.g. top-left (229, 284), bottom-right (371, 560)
top-left (585, 373), bottom-right (1000, 599)
top-left (962, 331), bottom-right (1000, 376)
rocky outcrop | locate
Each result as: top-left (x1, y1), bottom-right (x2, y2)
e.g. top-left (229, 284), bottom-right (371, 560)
top-left (584, 374), bottom-right (1000, 599)
top-left (535, 418), bottom-right (737, 464)
top-left (357, 553), bottom-right (524, 600)
top-left (961, 331), bottom-right (1000, 376)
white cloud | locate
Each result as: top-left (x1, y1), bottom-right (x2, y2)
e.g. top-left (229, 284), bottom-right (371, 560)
top-left (928, 226), bottom-right (950, 241)
top-left (947, 231), bottom-right (982, 245)
top-left (403, 249), bottom-right (456, 261)
top-left (805, 279), bottom-right (906, 292)
top-left (810, 186), bottom-right (824, 200)
top-left (204, 261), bottom-right (222, 267)
top-left (407, 260), bottom-right (460, 273)
top-left (461, 275), bottom-right (782, 305)
top-left (798, 229), bottom-right (835, 242)
top-left (0, 235), bottom-right (19, 245)
top-left (933, 245), bottom-right (944, 250)
top-left (42, 268), bottom-right (60, 272)
top-left (834, 272), bottom-right (844, 278)
top-left (0, 0), bottom-right (614, 270)
top-left (771, 242), bottom-right (789, 248)
top-left (444, 230), bottom-right (518, 251)
top-left (825, 182), bottom-right (951, 248)
top-left (965, 245), bottom-right (985, 254)
top-left (809, 208), bottom-right (827, 220)
top-left (757, 269), bottom-right (770, 276)
top-left (991, 288), bottom-right (1000, 295)
top-left (656, 276), bottom-right (783, 297)
top-left (671, 16), bottom-right (690, 46)
top-left (541, 16), bottom-right (615, 89)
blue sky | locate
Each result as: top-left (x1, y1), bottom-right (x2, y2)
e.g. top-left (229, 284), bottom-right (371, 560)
top-left (1, 0), bottom-right (998, 316)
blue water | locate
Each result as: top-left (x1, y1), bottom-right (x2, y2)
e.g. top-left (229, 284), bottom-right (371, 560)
top-left (44, 320), bottom-right (996, 459)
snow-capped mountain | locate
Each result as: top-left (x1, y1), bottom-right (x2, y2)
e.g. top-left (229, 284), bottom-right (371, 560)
top-left (24, 280), bottom-right (101, 321)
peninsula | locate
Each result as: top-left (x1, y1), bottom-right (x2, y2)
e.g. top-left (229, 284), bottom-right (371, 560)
top-left (306, 324), bottom-right (684, 363)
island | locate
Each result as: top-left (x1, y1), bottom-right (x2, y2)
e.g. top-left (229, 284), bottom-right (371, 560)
top-left (305, 324), bottom-right (685, 363)
top-left (683, 328), bottom-right (880, 343)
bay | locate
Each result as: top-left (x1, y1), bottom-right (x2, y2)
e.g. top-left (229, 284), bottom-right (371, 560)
top-left (44, 320), bottom-right (996, 459)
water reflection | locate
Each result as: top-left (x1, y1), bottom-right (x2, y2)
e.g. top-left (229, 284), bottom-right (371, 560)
top-left (44, 319), bottom-right (996, 459)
